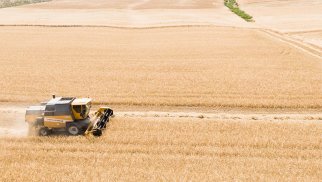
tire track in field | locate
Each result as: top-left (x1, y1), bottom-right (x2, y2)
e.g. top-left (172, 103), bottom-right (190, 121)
top-left (117, 111), bottom-right (322, 122)
top-left (260, 29), bottom-right (322, 59)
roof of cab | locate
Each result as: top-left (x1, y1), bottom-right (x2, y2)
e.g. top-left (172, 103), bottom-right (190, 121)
top-left (46, 97), bottom-right (75, 105)
top-left (72, 98), bottom-right (92, 105)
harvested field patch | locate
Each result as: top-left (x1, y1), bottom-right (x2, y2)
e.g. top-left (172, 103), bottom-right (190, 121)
top-left (239, 0), bottom-right (322, 32)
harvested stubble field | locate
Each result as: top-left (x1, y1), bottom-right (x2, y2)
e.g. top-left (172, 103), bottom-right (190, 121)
top-left (238, 0), bottom-right (322, 49)
top-left (0, 116), bottom-right (321, 181)
top-left (0, 26), bottom-right (321, 109)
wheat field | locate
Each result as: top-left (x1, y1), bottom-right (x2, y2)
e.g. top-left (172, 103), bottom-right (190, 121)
top-left (0, 26), bottom-right (321, 109)
top-left (0, 116), bottom-right (321, 181)
top-left (0, 0), bottom-right (321, 181)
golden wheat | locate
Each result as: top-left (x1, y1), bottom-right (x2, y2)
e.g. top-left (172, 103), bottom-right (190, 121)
top-left (0, 1), bottom-right (321, 181)
top-left (0, 26), bottom-right (321, 109)
top-left (0, 117), bottom-right (321, 181)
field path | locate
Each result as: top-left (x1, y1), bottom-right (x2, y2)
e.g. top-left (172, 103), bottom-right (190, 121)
top-left (0, 105), bottom-right (321, 137)
top-left (260, 29), bottom-right (322, 59)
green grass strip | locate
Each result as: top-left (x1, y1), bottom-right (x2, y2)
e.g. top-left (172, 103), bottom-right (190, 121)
top-left (224, 0), bottom-right (254, 22)
top-left (0, 0), bottom-right (51, 8)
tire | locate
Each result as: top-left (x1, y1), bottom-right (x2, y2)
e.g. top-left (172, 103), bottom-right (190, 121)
top-left (38, 127), bottom-right (50, 136)
top-left (67, 124), bottom-right (80, 136)
top-left (92, 129), bottom-right (102, 137)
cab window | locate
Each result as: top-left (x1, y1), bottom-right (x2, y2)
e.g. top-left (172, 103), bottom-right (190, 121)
top-left (73, 105), bottom-right (81, 113)
top-left (80, 105), bottom-right (87, 117)
top-left (73, 105), bottom-right (87, 118)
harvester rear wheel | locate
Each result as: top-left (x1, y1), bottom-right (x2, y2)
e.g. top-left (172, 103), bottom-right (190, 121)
top-left (67, 124), bottom-right (80, 136)
top-left (38, 127), bottom-right (50, 136)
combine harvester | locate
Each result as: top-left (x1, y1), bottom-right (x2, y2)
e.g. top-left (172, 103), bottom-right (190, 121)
top-left (25, 95), bottom-right (113, 137)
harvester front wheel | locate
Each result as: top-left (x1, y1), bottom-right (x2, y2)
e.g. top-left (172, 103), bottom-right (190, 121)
top-left (93, 130), bottom-right (102, 137)
top-left (67, 124), bottom-right (80, 136)
top-left (38, 127), bottom-right (50, 136)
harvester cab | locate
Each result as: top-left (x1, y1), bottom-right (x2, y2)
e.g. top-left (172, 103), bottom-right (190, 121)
top-left (25, 96), bottom-right (113, 137)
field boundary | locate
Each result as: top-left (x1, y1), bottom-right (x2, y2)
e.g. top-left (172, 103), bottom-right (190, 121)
top-left (0, 23), bottom-right (255, 30)
top-left (286, 29), bottom-right (322, 34)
